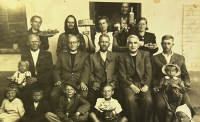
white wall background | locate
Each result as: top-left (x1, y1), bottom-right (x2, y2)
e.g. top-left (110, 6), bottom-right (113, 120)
top-left (0, 0), bottom-right (200, 71)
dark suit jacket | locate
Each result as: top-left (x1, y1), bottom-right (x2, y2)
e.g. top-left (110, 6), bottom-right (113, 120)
top-left (119, 50), bottom-right (152, 87)
top-left (152, 53), bottom-right (190, 86)
top-left (22, 99), bottom-right (51, 122)
top-left (136, 32), bottom-right (158, 56)
top-left (89, 51), bottom-right (119, 87)
top-left (55, 94), bottom-right (90, 119)
top-left (21, 50), bottom-right (53, 84)
top-left (54, 50), bottom-right (89, 85)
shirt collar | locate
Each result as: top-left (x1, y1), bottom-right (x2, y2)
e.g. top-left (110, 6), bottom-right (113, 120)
top-left (100, 51), bottom-right (107, 55)
top-left (162, 51), bottom-right (173, 57)
top-left (70, 50), bottom-right (77, 54)
top-left (30, 49), bottom-right (40, 54)
top-left (130, 52), bottom-right (137, 56)
top-left (165, 76), bottom-right (179, 80)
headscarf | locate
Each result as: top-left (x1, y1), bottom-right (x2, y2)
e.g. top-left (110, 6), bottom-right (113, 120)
top-left (64, 15), bottom-right (79, 35)
top-left (176, 104), bottom-right (192, 120)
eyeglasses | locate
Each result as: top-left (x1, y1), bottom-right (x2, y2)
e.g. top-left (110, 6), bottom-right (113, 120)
top-left (68, 41), bottom-right (78, 45)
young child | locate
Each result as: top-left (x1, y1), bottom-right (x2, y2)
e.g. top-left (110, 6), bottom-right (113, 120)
top-left (90, 84), bottom-right (125, 122)
top-left (175, 104), bottom-right (194, 122)
top-left (0, 86), bottom-right (25, 122)
top-left (21, 89), bottom-right (51, 122)
top-left (7, 60), bottom-right (31, 88)
top-left (45, 81), bottom-right (90, 122)
top-left (153, 63), bottom-right (190, 122)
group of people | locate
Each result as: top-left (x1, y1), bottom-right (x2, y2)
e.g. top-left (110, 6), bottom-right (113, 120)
top-left (0, 2), bottom-right (195, 122)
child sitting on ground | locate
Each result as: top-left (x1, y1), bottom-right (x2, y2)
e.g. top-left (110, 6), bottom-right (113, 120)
top-left (7, 60), bottom-right (31, 88)
top-left (0, 86), bottom-right (25, 122)
top-left (45, 81), bottom-right (90, 122)
top-left (153, 63), bottom-right (190, 122)
top-left (21, 89), bottom-right (51, 122)
top-left (90, 83), bottom-right (126, 122)
top-left (175, 104), bottom-right (194, 122)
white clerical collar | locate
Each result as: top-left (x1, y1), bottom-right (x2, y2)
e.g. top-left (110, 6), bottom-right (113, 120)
top-left (165, 76), bottom-right (179, 80)
top-left (130, 52), bottom-right (137, 56)
top-left (162, 51), bottom-right (173, 57)
top-left (30, 49), bottom-right (40, 54)
top-left (70, 50), bottom-right (77, 54)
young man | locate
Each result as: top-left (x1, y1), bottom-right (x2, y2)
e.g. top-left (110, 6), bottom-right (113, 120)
top-left (21, 34), bottom-right (53, 102)
top-left (118, 35), bottom-right (152, 122)
top-left (46, 81), bottom-right (90, 122)
top-left (51, 35), bottom-right (89, 111)
top-left (21, 89), bottom-right (51, 122)
top-left (88, 34), bottom-right (122, 111)
top-left (152, 35), bottom-right (195, 122)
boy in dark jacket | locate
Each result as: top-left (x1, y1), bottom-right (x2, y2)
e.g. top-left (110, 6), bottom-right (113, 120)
top-left (45, 81), bottom-right (90, 122)
top-left (21, 89), bottom-right (51, 122)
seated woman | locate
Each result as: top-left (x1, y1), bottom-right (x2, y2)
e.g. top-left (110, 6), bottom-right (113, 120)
top-left (134, 17), bottom-right (158, 56)
top-left (56, 15), bottom-right (94, 56)
top-left (92, 15), bottom-right (118, 52)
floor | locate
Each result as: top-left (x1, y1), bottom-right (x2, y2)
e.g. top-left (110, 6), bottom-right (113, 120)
top-left (0, 71), bottom-right (200, 121)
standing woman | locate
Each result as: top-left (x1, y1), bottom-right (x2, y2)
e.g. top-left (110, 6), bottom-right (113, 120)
top-left (93, 16), bottom-right (118, 52)
top-left (136, 17), bottom-right (158, 56)
top-left (56, 15), bottom-right (94, 56)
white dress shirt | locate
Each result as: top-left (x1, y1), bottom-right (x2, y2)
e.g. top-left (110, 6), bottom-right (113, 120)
top-left (34, 102), bottom-right (39, 110)
top-left (100, 51), bottom-right (107, 62)
top-left (30, 49), bottom-right (40, 74)
top-left (162, 52), bottom-right (173, 63)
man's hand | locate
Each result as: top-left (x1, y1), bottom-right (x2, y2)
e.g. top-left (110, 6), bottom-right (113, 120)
top-left (141, 85), bottom-right (149, 92)
top-left (93, 82), bottom-right (100, 90)
top-left (185, 82), bottom-right (190, 88)
top-left (72, 112), bottom-right (80, 122)
top-left (80, 82), bottom-right (88, 90)
top-left (153, 86), bottom-right (159, 93)
top-left (130, 84), bottom-right (140, 94)
top-left (26, 77), bottom-right (37, 84)
top-left (55, 81), bottom-right (62, 86)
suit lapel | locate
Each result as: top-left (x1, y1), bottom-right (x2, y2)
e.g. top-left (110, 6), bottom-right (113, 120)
top-left (97, 51), bottom-right (104, 67)
top-left (27, 51), bottom-right (35, 74)
top-left (105, 51), bottom-right (113, 67)
top-left (136, 51), bottom-right (142, 67)
top-left (125, 52), bottom-right (135, 67)
top-left (73, 50), bottom-right (82, 67)
top-left (157, 53), bottom-right (167, 64)
top-left (170, 53), bottom-right (178, 63)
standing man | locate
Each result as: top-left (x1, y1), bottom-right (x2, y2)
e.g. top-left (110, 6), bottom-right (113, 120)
top-left (21, 15), bottom-right (50, 52)
top-left (51, 35), bottom-right (89, 111)
top-left (88, 34), bottom-right (121, 110)
top-left (152, 35), bottom-right (195, 122)
top-left (118, 35), bottom-right (152, 122)
top-left (21, 34), bottom-right (53, 102)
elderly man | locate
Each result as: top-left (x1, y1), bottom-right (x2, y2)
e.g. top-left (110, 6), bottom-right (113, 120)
top-left (118, 35), bottom-right (152, 122)
top-left (21, 34), bottom-right (53, 102)
top-left (152, 35), bottom-right (195, 122)
top-left (88, 34), bottom-right (121, 110)
top-left (51, 35), bottom-right (89, 111)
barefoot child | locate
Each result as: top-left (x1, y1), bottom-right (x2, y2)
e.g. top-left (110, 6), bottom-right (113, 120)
top-left (0, 87), bottom-right (25, 122)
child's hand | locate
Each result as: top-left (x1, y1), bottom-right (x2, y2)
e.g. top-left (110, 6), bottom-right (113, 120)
top-left (153, 87), bottom-right (159, 93)
top-left (170, 83), bottom-right (180, 89)
top-left (72, 112), bottom-right (80, 122)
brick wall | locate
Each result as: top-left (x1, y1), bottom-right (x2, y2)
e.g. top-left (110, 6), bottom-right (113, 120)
top-left (183, 5), bottom-right (200, 71)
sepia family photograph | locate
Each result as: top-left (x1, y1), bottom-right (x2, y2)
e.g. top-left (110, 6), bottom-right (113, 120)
top-left (0, 0), bottom-right (200, 122)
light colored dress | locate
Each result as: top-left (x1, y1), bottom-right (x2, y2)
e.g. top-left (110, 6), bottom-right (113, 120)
top-left (0, 98), bottom-right (25, 122)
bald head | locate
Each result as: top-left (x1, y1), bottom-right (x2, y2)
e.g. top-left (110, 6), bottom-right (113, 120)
top-left (27, 34), bottom-right (41, 51)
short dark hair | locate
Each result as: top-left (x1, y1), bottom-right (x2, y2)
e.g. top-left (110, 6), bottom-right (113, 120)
top-left (32, 89), bottom-right (43, 95)
top-left (95, 15), bottom-right (110, 32)
top-left (136, 17), bottom-right (149, 30)
top-left (30, 15), bottom-right (42, 22)
top-left (99, 34), bottom-right (110, 42)
top-left (162, 35), bottom-right (174, 42)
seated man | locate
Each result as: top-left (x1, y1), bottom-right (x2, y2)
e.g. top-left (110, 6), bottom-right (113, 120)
top-left (118, 35), bottom-right (152, 122)
top-left (51, 35), bottom-right (89, 111)
top-left (21, 34), bottom-right (53, 102)
top-left (152, 35), bottom-right (195, 122)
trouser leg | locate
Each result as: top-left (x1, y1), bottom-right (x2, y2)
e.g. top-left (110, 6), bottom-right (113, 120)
top-left (50, 86), bottom-right (63, 111)
top-left (154, 92), bottom-right (166, 122)
top-left (45, 112), bottom-right (62, 122)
